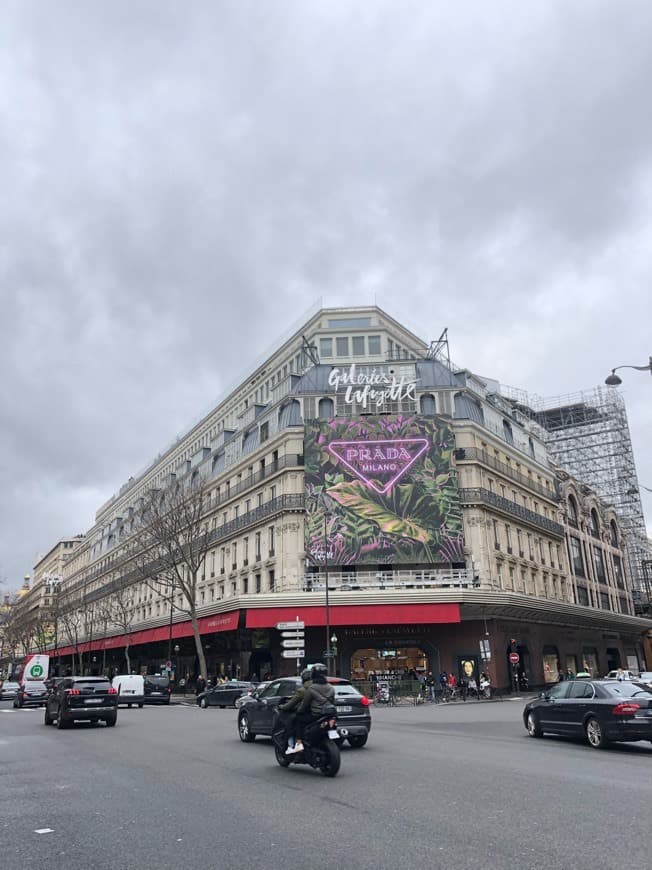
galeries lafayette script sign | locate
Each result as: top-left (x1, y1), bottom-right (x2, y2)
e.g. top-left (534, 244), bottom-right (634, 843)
top-left (328, 364), bottom-right (419, 410)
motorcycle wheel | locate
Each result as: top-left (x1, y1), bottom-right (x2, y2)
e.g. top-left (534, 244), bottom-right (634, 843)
top-left (320, 739), bottom-right (341, 777)
top-left (274, 743), bottom-right (291, 767)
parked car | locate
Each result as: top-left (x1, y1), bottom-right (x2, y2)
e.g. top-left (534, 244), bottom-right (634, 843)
top-left (638, 671), bottom-right (652, 689)
top-left (14, 681), bottom-right (49, 708)
top-left (44, 676), bottom-right (118, 728)
top-left (523, 679), bottom-right (652, 749)
top-left (143, 675), bottom-right (171, 705)
top-left (604, 669), bottom-right (638, 680)
top-left (197, 680), bottom-right (255, 709)
top-left (112, 674), bottom-right (145, 708)
top-left (0, 680), bottom-right (21, 701)
top-left (237, 676), bottom-right (372, 748)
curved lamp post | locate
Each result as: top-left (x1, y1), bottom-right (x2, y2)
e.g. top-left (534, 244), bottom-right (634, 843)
top-left (605, 356), bottom-right (652, 385)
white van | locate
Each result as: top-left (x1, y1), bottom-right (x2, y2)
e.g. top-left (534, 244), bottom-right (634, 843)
top-left (112, 674), bottom-right (145, 708)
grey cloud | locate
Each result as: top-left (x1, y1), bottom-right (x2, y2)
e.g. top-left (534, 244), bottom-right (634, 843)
top-left (1, 0), bottom-right (651, 583)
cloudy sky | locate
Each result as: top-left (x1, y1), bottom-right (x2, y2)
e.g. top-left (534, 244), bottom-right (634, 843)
top-left (1, 0), bottom-right (651, 589)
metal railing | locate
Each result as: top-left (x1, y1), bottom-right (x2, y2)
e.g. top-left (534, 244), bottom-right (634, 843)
top-left (456, 447), bottom-right (556, 501)
top-left (302, 568), bottom-right (475, 592)
top-left (459, 488), bottom-right (565, 538)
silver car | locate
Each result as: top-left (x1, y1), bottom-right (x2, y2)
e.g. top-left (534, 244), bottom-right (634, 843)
top-left (0, 680), bottom-right (21, 701)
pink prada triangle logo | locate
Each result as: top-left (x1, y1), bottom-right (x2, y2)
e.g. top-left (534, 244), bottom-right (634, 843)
top-left (327, 438), bottom-right (429, 495)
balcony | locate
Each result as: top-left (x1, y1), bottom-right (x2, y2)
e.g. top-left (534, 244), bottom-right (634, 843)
top-left (459, 488), bottom-right (565, 538)
top-left (303, 568), bottom-right (475, 592)
top-left (456, 447), bottom-right (557, 501)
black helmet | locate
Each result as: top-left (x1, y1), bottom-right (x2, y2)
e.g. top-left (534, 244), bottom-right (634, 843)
top-left (311, 663), bottom-right (327, 676)
top-left (300, 668), bottom-right (312, 683)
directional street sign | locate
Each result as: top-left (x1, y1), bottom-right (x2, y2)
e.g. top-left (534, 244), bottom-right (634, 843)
top-left (282, 639), bottom-right (304, 648)
top-left (276, 621), bottom-right (305, 630)
top-left (281, 630), bottom-right (305, 638)
top-left (281, 649), bottom-right (305, 659)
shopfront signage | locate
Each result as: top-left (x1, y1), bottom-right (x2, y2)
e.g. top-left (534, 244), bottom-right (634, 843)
top-left (327, 364), bottom-right (418, 410)
top-left (328, 438), bottom-right (429, 495)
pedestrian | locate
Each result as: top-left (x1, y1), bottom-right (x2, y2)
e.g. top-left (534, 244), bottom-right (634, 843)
top-left (426, 671), bottom-right (437, 702)
top-left (195, 674), bottom-right (206, 696)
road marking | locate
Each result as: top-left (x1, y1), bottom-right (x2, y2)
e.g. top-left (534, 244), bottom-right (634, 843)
top-left (34, 828), bottom-right (54, 834)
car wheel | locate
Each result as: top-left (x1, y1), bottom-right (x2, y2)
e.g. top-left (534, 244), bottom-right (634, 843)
top-left (56, 713), bottom-right (70, 730)
top-left (348, 734), bottom-right (368, 749)
top-left (585, 717), bottom-right (609, 749)
top-left (200, 697), bottom-right (208, 709)
top-left (105, 714), bottom-right (117, 727)
top-left (238, 713), bottom-right (257, 743)
top-left (44, 708), bottom-right (53, 726)
top-left (526, 712), bottom-right (543, 738)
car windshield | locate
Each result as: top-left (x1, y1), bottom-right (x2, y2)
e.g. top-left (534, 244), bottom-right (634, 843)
top-left (25, 682), bottom-right (47, 689)
top-left (333, 685), bottom-right (362, 698)
top-left (603, 682), bottom-right (652, 698)
top-left (68, 680), bottom-right (111, 692)
top-left (145, 676), bottom-right (169, 687)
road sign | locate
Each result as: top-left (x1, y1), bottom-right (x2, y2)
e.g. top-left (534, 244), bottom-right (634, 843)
top-left (509, 652), bottom-right (520, 665)
top-left (281, 630), bottom-right (305, 638)
top-left (282, 639), bottom-right (305, 648)
top-left (281, 649), bottom-right (305, 659)
top-left (276, 621), bottom-right (305, 630)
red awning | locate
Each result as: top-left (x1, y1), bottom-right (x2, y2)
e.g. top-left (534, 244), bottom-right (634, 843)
top-left (245, 603), bottom-right (460, 629)
top-left (53, 610), bottom-right (240, 657)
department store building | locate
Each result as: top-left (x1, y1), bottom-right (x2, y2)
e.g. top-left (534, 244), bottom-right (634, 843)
top-left (19, 306), bottom-right (652, 689)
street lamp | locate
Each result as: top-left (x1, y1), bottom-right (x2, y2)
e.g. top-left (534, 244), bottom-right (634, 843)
top-left (331, 633), bottom-right (338, 675)
top-left (605, 356), bottom-right (652, 386)
top-left (174, 644), bottom-right (180, 689)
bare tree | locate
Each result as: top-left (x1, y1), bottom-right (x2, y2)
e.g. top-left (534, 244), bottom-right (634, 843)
top-left (59, 607), bottom-right (84, 675)
top-left (124, 478), bottom-right (212, 680)
top-left (96, 580), bottom-right (137, 674)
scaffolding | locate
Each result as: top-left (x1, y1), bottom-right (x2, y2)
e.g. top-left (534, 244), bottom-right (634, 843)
top-left (502, 385), bottom-right (650, 598)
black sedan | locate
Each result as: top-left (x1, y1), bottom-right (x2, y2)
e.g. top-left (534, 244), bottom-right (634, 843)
top-left (523, 679), bottom-right (652, 749)
top-left (237, 676), bottom-right (372, 748)
top-left (14, 681), bottom-right (50, 708)
top-left (197, 681), bottom-right (255, 709)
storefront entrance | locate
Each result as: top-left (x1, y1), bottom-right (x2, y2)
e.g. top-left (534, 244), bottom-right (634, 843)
top-left (349, 646), bottom-right (432, 679)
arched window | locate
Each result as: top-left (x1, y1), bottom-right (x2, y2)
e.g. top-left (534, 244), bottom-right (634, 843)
top-left (610, 520), bottom-right (619, 547)
top-left (568, 495), bottom-right (578, 527)
top-left (590, 509), bottom-right (600, 537)
top-left (318, 397), bottom-right (334, 419)
top-left (278, 399), bottom-right (302, 427)
top-left (420, 393), bottom-right (436, 415)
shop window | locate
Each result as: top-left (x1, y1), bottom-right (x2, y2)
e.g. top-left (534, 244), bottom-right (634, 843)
top-left (581, 649), bottom-right (599, 677)
top-left (542, 646), bottom-right (560, 684)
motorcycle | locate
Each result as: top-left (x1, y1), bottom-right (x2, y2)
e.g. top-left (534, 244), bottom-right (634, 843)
top-left (272, 707), bottom-right (344, 777)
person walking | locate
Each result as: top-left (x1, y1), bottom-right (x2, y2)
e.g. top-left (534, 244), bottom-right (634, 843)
top-left (195, 674), bottom-right (206, 696)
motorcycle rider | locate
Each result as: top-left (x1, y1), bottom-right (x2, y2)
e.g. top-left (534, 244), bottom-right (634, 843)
top-left (278, 668), bottom-right (312, 752)
top-left (286, 663), bottom-right (335, 755)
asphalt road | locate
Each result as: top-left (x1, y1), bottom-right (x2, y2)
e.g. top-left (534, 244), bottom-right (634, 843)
top-left (1, 696), bottom-right (650, 870)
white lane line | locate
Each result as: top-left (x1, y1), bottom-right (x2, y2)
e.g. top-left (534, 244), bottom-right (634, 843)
top-left (34, 828), bottom-right (54, 834)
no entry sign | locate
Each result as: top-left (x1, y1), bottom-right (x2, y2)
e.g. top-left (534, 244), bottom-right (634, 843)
top-left (509, 652), bottom-right (520, 665)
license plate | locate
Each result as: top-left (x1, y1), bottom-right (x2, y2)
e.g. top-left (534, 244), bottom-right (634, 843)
top-left (84, 698), bottom-right (103, 704)
top-left (328, 729), bottom-right (339, 739)
top-left (150, 692), bottom-right (162, 696)
top-left (337, 705), bottom-right (353, 713)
